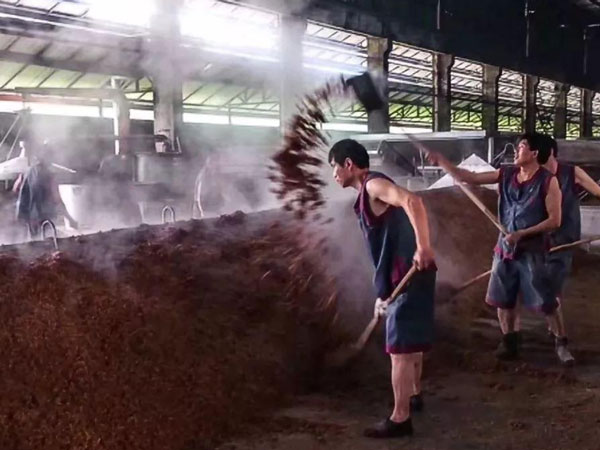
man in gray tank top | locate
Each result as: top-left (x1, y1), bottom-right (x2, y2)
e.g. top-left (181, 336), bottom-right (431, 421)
top-left (418, 134), bottom-right (572, 365)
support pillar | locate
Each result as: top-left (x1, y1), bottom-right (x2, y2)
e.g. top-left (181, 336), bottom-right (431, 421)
top-left (150, 0), bottom-right (184, 153)
top-left (482, 65), bottom-right (501, 135)
top-left (553, 83), bottom-right (569, 139)
top-left (367, 36), bottom-right (391, 134)
top-left (524, 75), bottom-right (539, 133)
top-left (581, 89), bottom-right (594, 138)
top-left (111, 77), bottom-right (131, 155)
top-left (432, 53), bottom-right (454, 132)
top-left (279, 15), bottom-right (307, 134)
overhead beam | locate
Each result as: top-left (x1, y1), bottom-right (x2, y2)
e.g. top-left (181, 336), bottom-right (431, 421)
top-left (237, 0), bottom-right (600, 92)
top-left (1, 0), bottom-right (598, 93)
top-left (16, 87), bottom-right (125, 99)
top-left (0, 4), bottom-right (141, 39)
top-left (0, 48), bottom-right (143, 78)
top-left (0, 23), bottom-right (142, 55)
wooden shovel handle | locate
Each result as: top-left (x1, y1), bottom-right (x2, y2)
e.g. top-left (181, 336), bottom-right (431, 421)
top-left (354, 265), bottom-right (418, 351)
top-left (456, 182), bottom-right (508, 236)
top-left (405, 133), bottom-right (506, 235)
top-left (384, 265), bottom-right (419, 307)
top-left (453, 236), bottom-right (600, 297)
top-left (550, 235), bottom-right (600, 253)
top-left (353, 315), bottom-right (382, 353)
top-left (457, 269), bottom-right (493, 293)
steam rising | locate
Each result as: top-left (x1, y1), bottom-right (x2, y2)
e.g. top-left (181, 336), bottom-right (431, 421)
top-left (0, 0), bottom-right (363, 248)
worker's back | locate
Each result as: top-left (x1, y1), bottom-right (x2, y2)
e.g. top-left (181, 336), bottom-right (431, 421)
top-left (16, 161), bottom-right (56, 224)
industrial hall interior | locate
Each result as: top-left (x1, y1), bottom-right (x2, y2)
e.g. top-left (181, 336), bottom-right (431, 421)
top-left (3, 0), bottom-right (600, 449)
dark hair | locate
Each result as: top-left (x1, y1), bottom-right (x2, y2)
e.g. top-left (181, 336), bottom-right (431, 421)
top-left (516, 133), bottom-right (551, 164)
top-left (516, 133), bottom-right (540, 150)
top-left (328, 139), bottom-right (370, 169)
top-left (542, 134), bottom-right (558, 157)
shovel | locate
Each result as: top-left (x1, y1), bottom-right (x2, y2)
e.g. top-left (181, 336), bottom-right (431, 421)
top-left (325, 265), bottom-right (418, 369)
top-left (405, 133), bottom-right (507, 235)
top-left (435, 270), bottom-right (497, 303)
top-left (549, 235), bottom-right (600, 253)
top-left (343, 72), bottom-right (385, 112)
top-left (443, 235), bottom-right (600, 294)
top-left (455, 182), bottom-right (508, 235)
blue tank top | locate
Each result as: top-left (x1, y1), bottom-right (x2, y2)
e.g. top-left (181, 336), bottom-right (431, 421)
top-left (354, 171), bottom-right (417, 299)
top-left (551, 163), bottom-right (581, 246)
top-left (496, 166), bottom-right (554, 258)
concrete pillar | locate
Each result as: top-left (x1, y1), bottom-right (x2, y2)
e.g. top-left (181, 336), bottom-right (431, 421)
top-left (553, 83), bottom-right (569, 139)
top-left (581, 89), bottom-right (594, 138)
top-left (432, 53), bottom-right (454, 132)
top-left (367, 36), bottom-right (391, 134)
top-left (111, 77), bottom-right (131, 155)
top-left (150, 0), bottom-right (184, 153)
top-left (482, 65), bottom-right (501, 135)
top-left (279, 15), bottom-right (307, 133)
top-left (524, 75), bottom-right (539, 133)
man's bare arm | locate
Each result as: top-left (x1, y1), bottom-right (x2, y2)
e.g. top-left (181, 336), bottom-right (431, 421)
top-left (427, 151), bottom-right (500, 185)
top-left (366, 177), bottom-right (435, 270)
top-left (574, 166), bottom-right (600, 198)
top-left (408, 136), bottom-right (499, 184)
top-left (12, 174), bottom-right (23, 194)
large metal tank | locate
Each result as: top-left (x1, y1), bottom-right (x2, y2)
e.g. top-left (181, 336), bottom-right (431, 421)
top-left (135, 152), bottom-right (193, 197)
top-left (59, 184), bottom-right (102, 230)
top-left (580, 205), bottom-right (600, 252)
top-left (59, 181), bottom-right (142, 231)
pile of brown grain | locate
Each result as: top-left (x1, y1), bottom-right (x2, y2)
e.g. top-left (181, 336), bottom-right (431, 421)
top-left (0, 219), bottom-right (338, 450)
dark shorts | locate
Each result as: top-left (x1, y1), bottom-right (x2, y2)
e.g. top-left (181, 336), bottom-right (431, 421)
top-left (486, 252), bottom-right (558, 315)
top-left (546, 250), bottom-right (573, 297)
top-left (386, 269), bottom-right (436, 354)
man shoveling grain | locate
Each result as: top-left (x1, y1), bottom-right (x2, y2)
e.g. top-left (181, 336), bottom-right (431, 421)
top-left (329, 139), bottom-right (437, 439)
top-left (421, 133), bottom-right (574, 365)
top-left (508, 134), bottom-right (600, 366)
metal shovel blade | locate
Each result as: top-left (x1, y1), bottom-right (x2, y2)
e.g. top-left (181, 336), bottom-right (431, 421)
top-left (344, 72), bottom-right (385, 112)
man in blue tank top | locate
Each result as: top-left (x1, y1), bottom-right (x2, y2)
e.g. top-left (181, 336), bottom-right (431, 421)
top-left (540, 135), bottom-right (600, 363)
top-left (329, 139), bottom-right (437, 439)
top-left (422, 134), bottom-right (569, 363)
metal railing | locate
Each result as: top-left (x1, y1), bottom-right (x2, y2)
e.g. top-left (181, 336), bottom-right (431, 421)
top-left (161, 205), bottom-right (176, 224)
top-left (40, 220), bottom-right (58, 251)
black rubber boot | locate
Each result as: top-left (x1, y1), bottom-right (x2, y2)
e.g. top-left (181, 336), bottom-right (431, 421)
top-left (515, 331), bottom-right (523, 350)
top-left (495, 332), bottom-right (519, 361)
top-left (410, 394), bottom-right (424, 413)
top-left (364, 418), bottom-right (413, 439)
